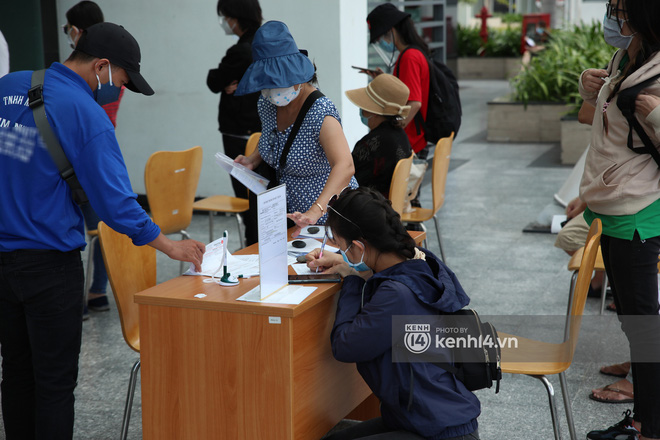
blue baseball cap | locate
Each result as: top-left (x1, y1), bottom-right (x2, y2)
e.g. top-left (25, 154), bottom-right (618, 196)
top-left (235, 21), bottom-right (315, 96)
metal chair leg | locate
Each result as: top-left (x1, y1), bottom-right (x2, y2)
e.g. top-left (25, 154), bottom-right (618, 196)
top-left (84, 235), bottom-right (98, 309)
top-left (599, 273), bottom-right (609, 315)
top-left (564, 271), bottom-right (578, 341)
top-left (433, 215), bottom-right (446, 263)
top-left (559, 372), bottom-right (577, 440)
top-left (207, 211), bottom-right (214, 243)
top-left (179, 230), bottom-right (191, 275)
top-left (120, 359), bottom-right (141, 440)
top-left (534, 375), bottom-right (562, 440)
top-left (235, 214), bottom-right (245, 249)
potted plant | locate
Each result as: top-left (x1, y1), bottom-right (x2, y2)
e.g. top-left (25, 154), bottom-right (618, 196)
top-left (487, 21), bottom-right (612, 153)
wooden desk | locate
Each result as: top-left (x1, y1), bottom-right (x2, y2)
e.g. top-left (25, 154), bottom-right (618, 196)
top-left (136, 230), bottom-right (425, 440)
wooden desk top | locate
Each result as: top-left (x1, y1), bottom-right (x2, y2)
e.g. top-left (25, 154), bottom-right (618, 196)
top-left (135, 229), bottom-right (425, 318)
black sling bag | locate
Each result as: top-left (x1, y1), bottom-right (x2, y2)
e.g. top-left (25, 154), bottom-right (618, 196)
top-left (28, 69), bottom-right (88, 205)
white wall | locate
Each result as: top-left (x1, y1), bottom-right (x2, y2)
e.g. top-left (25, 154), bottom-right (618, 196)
top-left (56, 0), bottom-right (368, 196)
top-left (579, 1), bottom-right (603, 26)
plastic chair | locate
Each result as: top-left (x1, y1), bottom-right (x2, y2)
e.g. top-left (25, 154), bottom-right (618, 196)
top-left (97, 221), bottom-right (157, 440)
top-left (192, 132), bottom-right (261, 247)
top-left (144, 146), bottom-right (203, 273)
top-left (499, 218), bottom-right (602, 440)
top-left (388, 153), bottom-right (414, 216)
top-left (400, 134), bottom-right (454, 262)
top-left (83, 229), bottom-right (99, 309)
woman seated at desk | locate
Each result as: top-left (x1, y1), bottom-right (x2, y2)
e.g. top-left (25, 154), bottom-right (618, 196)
top-left (307, 187), bottom-right (481, 440)
top-left (233, 21), bottom-right (357, 236)
top-left (346, 74), bottom-right (412, 198)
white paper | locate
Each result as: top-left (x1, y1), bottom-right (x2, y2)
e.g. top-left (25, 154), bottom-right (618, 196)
top-left (215, 152), bottom-right (269, 194)
top-left (184, 236), bottom-right (227, 276)
top-left (184, 237), bottom-right (261, 277)
top-left (237, 284), bottom-right (317, 305)
top-left (291, 263), bottom-right (317, 275)
top-left (551, 215), bottom-right (568, 234)
top-left (257, 185), bottom-right (289, 299)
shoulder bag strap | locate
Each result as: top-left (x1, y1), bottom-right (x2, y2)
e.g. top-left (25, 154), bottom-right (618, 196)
top-left (616, 73), bottom-right (660, 169)
top-left (278, 89), bottom-right (324, 169)
top-left (28, 69), bottom-right (88, 204)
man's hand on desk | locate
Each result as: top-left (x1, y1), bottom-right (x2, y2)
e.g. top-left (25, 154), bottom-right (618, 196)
top-left (148, 234), bottom-right (206, 272)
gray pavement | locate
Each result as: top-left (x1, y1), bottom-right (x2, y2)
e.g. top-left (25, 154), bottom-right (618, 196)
top-left (0, 80), bottom-right (632, 439)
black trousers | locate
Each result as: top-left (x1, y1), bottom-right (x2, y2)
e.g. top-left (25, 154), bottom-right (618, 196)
top-left (222, 134), bottom-right (257, 245)
top-left (324, 417), bottom-right (479, 440)
top-left (601, 232), bottom-right (660, 438)
top-left (0, 249), bottom-right (84, 440)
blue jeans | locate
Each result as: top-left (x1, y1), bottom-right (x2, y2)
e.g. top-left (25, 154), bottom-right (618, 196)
top-left (0, 249), bottom-right (84, 439)
top-left (324, 417), bottom-right (479, 440)
top-left (80, 203), bottom-right (107, 294)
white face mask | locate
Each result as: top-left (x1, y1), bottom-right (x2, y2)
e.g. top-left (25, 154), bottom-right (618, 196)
top-left (219, 17), bottom-right (235, 36)
top-left (67, 26), bottom-right (80, 49)
top-left (261, 85), bottom-right (302, 107)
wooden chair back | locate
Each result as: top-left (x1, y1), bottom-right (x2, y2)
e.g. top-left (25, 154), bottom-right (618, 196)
top-left (431, 134), bottom-right (454, 215)
top-left (144, 146), bottom-right (203, 235)
top-left (98, 221), bottom-right (157, 353)
top-left (388, 154), bottom-right (414, 216)
top-left (245, 132), bottom-right (261, 157)
top-left (566, 218), bottom-right (602, 354)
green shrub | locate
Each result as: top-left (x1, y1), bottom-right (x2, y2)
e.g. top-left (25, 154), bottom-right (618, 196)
top-left (484, 26), bottom-right (521, 57)
top-left (457, 24), bottom-right (521, 58)
top-left (510, 21), bottom-right (613, 114)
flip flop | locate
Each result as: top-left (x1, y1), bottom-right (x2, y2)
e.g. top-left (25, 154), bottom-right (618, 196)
top-left (600, 362), bottom-right (630, 378)
top-left (589, 383), bottom-right (634, 404)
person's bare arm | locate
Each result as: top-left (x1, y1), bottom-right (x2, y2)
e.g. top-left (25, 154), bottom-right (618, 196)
top-left (287, 116), bottom-right (355, 233)
top-left (577, 101), bottom-right (596, 125)
top-left (400, 100), bottom-right (421, 128)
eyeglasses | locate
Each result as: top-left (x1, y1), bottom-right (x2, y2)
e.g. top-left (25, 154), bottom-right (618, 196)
top-left (62, 24), bottom-right (71, 35)
top-left (606, 1), bottom-right (626, 20)
top-left (327, 187), bottom-right (364, 236)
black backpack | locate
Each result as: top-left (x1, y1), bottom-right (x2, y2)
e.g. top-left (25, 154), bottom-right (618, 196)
top-left (395, 46), bottom-right (462, 143)
top-left (436, 309), bottom-right (502, 393)
top-left (616, 72), bottom-right (660, 168)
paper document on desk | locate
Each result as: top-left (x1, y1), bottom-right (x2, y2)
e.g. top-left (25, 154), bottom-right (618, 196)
top-left (237, 284), bottom-right (316, 304)
top-left (215, 152), bottom-right (269, 194)
top-left (184, 236), bottom-right (261, 277)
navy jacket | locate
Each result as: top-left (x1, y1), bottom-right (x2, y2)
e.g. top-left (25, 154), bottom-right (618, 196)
top-left (331, 249), bottom-right (480, 439)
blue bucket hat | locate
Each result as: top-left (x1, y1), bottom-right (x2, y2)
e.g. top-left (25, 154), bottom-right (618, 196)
top-left (235, 21), bottom-right (315, 96)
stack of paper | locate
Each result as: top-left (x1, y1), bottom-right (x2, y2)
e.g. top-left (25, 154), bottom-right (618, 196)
top-left (215, 152), bottom-right (269, 194)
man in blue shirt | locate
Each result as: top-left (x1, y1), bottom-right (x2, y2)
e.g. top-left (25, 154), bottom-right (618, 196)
top-left (0, 23), bottom-right (205, 439)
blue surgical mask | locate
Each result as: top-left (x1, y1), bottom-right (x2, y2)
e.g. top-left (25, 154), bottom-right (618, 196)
top-left (340, 241), bottom-right (371, 272)
top-left (603, 14), bottom-right (634, 50)
top-left (95, 65), bottom-right (121, 106)
top-left (360, 109), bottom-right (373, 127)
top-left (378, 37), bottom-right (395, 54)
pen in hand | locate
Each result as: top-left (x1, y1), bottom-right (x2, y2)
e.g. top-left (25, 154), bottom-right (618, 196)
top-left (316, 228), bottom-right (328, 273)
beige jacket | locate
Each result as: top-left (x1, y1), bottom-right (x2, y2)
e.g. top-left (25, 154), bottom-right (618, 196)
top-left (579, 49), bottom-right (660, 216)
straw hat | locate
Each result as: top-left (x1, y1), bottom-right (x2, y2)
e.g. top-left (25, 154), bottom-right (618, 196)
top-left (345, 74), bottom-right (410, 118)
top-left (235, 21), bottom-right (315, 96)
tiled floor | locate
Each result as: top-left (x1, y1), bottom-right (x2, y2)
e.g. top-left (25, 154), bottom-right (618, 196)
top-left (0, 79), bottom-right (633, 439)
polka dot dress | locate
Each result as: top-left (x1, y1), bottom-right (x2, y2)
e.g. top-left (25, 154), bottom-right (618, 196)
top-left (257, 93), bottom-right (358, 223)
